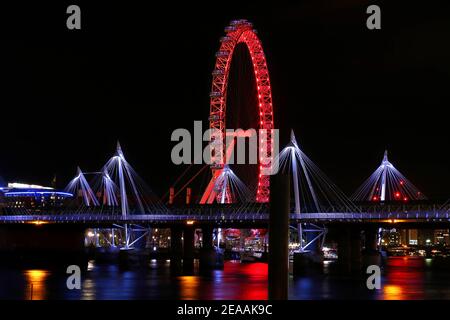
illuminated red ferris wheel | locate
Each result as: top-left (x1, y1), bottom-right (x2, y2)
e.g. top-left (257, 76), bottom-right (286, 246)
top-left (200, 19), bottom-right (275, 204)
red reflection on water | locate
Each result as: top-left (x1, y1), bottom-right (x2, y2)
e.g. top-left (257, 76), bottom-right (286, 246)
top-left (381, 257), bottom-right (425, 300)
top-left (235, 262), bottom-right (268, 278)
top-left (224, 262), bottom-right (268, 300)
top-left (223, 261), bottom-right (268, 300)
top-left (196, 261), bottom-right (268, 300)
top-left (177, 261), bottom-right (268, 300)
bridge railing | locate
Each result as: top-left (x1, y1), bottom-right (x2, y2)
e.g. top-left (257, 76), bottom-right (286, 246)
top-left (294, 210), bottom-right (450, 221)
top-left (1, 202), bottom-right (449, 220)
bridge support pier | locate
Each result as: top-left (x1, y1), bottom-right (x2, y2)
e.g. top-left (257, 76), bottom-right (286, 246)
top-left (336, 226), bottom-right (362, 274)
top-left (293, 229), bottom-right (324, 275)
top-left (350, 227), bottom-right (362, 272)
top-left (199, 226), bottom-right (223, 271)
top-left (336, 227), bottom-right (351, 274)
top-left (268, 174), bottom-right (290, 300)
top-left (170, 226), bottom-right (183, 275)
top-left (183, 226), bottom-right (196, 274)
top-left (95, 228), bottom-right (100, 247)
top-left (362, 227), bottom-right (381, 268)
top-left (111, 228), bottom-right (116, 247)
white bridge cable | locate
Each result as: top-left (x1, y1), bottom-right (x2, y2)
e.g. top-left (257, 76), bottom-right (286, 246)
top-left (64, 167), bottom-right (99, 207)
top-left (91, 169), bottom-right (119, 207)
top-left (64, 142), bottom-right (168, 215)
top-left (351, 150), bottom-right (426, 202)
top-left (215, 165), bottom-right (253, 204)
top-left (99, 142), bottom-right (168, 214)
top-left (277, 130), bottom-right (360, 213)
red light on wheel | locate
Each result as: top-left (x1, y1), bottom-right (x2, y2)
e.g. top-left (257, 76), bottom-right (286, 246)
top-left (372, 196), bottom-right (378, 201)
top-left (208, 21), bottom-right (274, 203)
top-left (403, 197), bottom-right (408, 201)
top-left (400, 181), bottom-right (404, 185)
top-left (394, 192), bottom-right (400, 198)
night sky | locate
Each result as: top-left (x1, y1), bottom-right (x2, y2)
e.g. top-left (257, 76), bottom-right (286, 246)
top-left (2, 1), bottom-right (449, 199)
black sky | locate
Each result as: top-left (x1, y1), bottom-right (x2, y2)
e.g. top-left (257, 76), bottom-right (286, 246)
top-left (1, 1), bottom-right (449, 199)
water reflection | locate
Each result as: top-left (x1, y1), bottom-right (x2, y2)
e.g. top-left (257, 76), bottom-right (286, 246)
top-left (381, 257), bottom-right (425, 300)
top-left (24, 269), bottom-right (49, 300)
top-left (81, 278), bottom-right (96, 300)
top-left (291, 256), bottom-right (450, 300)
top-left (176, 262), bottom-right (267, 300)
top-left (0, 257), bottom-right (449, 299)
top-left (178, 276), bottom-right (201, 300)
top-left (383, 285), bottom-right (403, 300)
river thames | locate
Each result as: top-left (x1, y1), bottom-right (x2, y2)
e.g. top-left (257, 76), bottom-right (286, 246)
top-left (1, 256), bottom-right (450, 300)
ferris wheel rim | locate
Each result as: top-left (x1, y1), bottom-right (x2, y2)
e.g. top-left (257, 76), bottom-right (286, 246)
top-left (209, 19), bottom-right (275, 203)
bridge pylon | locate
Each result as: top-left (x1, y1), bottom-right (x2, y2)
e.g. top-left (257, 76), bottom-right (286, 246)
top-left (278, 130), bottom-right (360, 256)
top-left (352, 150), bottom-right (427, 202)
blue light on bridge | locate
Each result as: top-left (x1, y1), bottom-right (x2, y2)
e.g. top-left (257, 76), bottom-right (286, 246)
top-left (4, 191), bottom-right (73, 197)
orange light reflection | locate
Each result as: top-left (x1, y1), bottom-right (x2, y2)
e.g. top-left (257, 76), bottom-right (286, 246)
top-left (24, 269), bottom-right (49, 300)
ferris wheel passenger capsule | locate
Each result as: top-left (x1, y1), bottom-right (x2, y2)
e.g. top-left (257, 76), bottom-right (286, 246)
top-left (209, 91), bottom-right (222, 98)
top-left (215, 51), bottom-right (229, 57)
top-left (225, 26), bottom-right (237, 33)
top-left (212, 69), bottom-right (225, 76)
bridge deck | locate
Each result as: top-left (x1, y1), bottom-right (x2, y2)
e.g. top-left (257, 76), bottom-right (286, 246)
top-left (0, 203), bottom-right (448, 225)
top-left (0, 211), bottom-right (449, 225)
